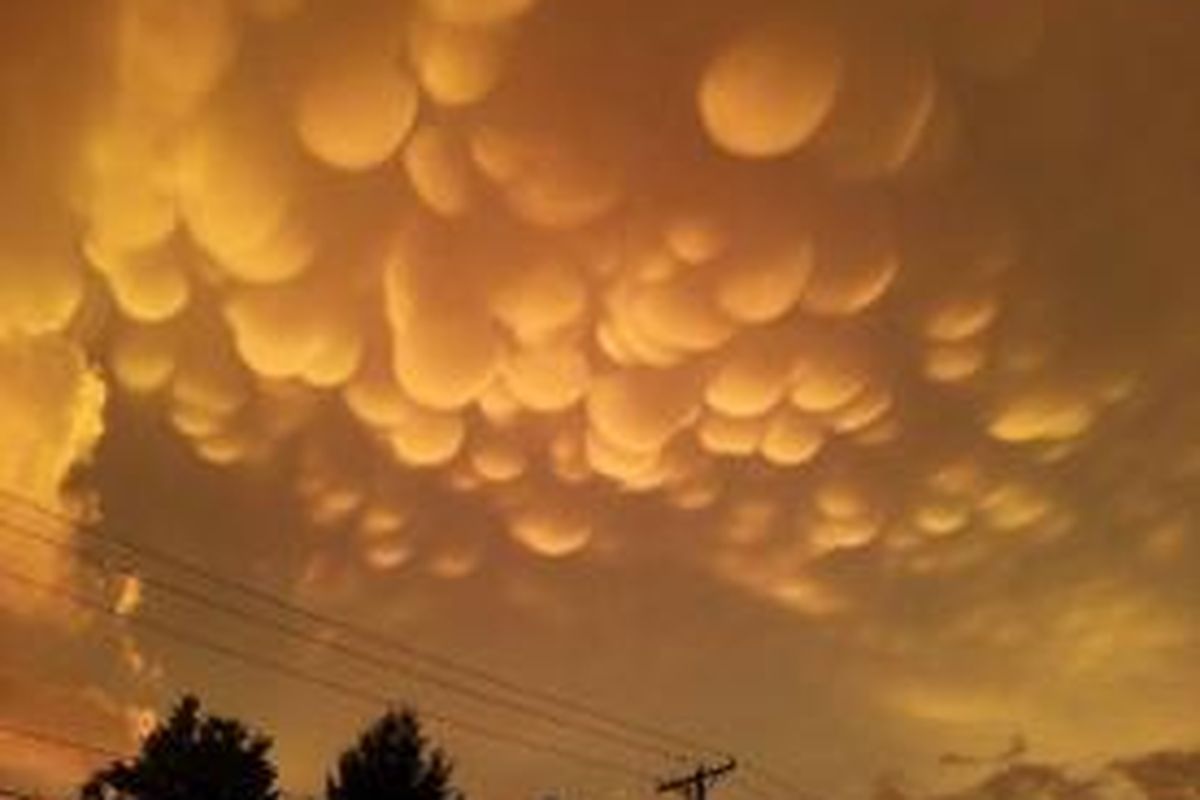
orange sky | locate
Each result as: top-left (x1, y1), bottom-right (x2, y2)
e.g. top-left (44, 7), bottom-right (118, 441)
top-left (2, 1), bottom-right (1199, 798)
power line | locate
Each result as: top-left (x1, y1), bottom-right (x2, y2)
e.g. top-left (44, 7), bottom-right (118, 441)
top-left (0, 489), bottom-right (815, 799)
top-left (0, 490), bottom-right (724, 759)
top-left (0, 721), bottom-right (126, 760)
top-left (0, 723), bottom-right (323, 800)
top-left (658, 760), bottom-right (738, 800)
top-left (0, 512), bottom-right (691, 766)
top-left (0, 561), bottom-right (659, 784)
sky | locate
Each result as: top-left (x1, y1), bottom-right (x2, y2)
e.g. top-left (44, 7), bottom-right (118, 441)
top-left (1, 0), bottom-right (1199, 798)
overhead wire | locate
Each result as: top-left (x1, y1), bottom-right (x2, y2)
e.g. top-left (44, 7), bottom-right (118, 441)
top-left (0, 511), bottom-right (689, 765)
top-left (0, 490), bottom-right (720, 757)
top-left (0, 488), bottom-right (814, 799)
top-left (0, 722), bottom-right (331, 800)
top-left (0, 560), bottom-right (660, 785)
top-left (0, 720), bottom-right (125, 760)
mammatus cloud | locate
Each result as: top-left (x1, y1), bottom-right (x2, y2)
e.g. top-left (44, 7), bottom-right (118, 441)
top-left (2, 0), bottom-right (1182, 596)
top-left (2, 0), bottom-right (1200, 791)
top-left (0, 0), bottom-right (1198, 606)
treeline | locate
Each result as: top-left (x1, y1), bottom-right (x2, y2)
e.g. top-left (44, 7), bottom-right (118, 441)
top-left (80, 695), bottom-right (460, 800)
top-left (73, 694), bottom-right (1200, 800)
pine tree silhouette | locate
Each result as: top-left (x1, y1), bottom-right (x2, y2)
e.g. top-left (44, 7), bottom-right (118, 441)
top-left (81, 695), bottom-right (279, 800)
top-left (327, 709), bottom-right (461, 800)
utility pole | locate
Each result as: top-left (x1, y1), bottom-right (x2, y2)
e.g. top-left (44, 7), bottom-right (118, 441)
top-left (656, 759), bottom-right (737, 800)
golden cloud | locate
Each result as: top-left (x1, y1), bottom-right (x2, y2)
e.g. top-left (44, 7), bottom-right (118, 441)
top-left (0, 0), bottom-right (1196, 616)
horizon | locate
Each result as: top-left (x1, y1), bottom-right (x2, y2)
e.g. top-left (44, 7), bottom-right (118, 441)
top-left (2, 0), bottom-right (1199, 798)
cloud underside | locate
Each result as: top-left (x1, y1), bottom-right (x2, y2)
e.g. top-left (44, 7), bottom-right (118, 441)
top-left (1, 0), bottom-right (1199, 793)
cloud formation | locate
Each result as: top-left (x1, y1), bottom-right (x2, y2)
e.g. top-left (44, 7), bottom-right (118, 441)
top-left (2, 0), bottom-right (1200, 793)
top-left (6, 0), bottom-right (1179, 591)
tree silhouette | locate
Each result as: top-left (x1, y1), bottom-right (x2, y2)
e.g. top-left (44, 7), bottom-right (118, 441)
top-left (81, 694), bottom-right (279, 800)
top-left (327, 708), bottom-right (461, 800)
